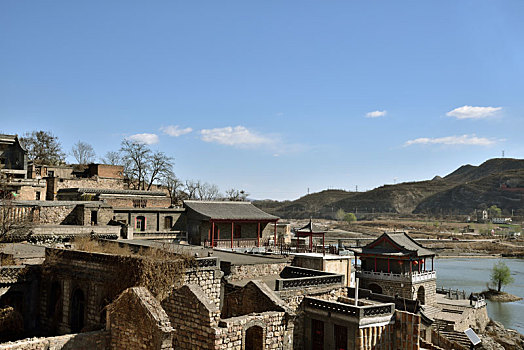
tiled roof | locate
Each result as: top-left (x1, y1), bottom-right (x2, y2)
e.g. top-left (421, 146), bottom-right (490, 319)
top-left (184, 200), bottom-right (278, 221)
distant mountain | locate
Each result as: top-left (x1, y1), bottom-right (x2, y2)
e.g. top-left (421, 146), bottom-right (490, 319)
top-left (253, 158), bottom-right (524, 218)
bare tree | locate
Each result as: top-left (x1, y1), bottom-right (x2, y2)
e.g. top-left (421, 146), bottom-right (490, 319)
top-left (161, 170), bottom-right (185, 206)
top-left (119, 140), bottom-right (151, 190)
top-left (184, 180), bottom-right (199, 199)
top-left (100, 151), bottom-right (122, 166)
top-left (146, 151), bottom-right (174, 191)
top-left (225, 188), bottom-right (249, 201)
top-left (20, 130), bottom-right (65, 165)
top-left (71, 141), bottom-right (96, 164)
top-left (196, 182), bottom-right (221, 200)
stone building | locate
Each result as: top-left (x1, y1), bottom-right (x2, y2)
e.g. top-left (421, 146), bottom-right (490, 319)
top-left (354, 232), bottom-right (437, 306)
top-left (56, 188), bottom-right (171, 208)
top-left (0, 135), bottom-right (45, 201)
top-left (184, 200), bottom-right (279, 248)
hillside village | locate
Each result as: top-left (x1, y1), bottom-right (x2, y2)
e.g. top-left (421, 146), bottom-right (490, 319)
top-left (0, 133), bottom-right (523, 350)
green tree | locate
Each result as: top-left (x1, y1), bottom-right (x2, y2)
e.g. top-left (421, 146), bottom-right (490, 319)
top-left (488, 205), bottom-right (502, 218)
top-left (344, 212), bottom-right (357, 224)
top-left (490, 260), bottom-right (514, 292)
top-left (19, 130), bottom-right (65, 165)
top-left (336, 209), bottom-right (346, 221)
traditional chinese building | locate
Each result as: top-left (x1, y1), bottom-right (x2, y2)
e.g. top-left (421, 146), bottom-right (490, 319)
top-left (355, 232), bottom-right (437, 305)
top-left (184, 200), bottom-right (279, 248)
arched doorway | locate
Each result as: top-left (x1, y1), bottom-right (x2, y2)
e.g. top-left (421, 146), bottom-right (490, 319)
top-left (136, 216), bottom-right (146, 231)
top-left (417, 286), bottom-right (426, 305)
top-left (368, 283), bottom-right (383, 294)
top-left (70, 289), bottom-right (85, 332)
top-left (245, 325), bottom-right (264, 350)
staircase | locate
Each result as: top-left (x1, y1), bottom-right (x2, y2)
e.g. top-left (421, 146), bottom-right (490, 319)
top-left (421, 304), bottom-right (440, 319)
top-left (432, 320), bottom-right (472, 349)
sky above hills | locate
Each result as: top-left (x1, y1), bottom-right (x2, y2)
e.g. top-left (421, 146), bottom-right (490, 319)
top-left (1, 1), bottom-right (524, 200)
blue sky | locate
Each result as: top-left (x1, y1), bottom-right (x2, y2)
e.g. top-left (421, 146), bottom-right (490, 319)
top-left (1, 1), bottom-right (523, 200)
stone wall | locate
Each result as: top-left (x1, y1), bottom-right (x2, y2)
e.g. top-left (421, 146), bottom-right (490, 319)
top-left (162, 284), bottom-right (220, 349)
top-left (360, 277), bottom-right (437, 305)
top-left (0, 330), bottom-right (110, 350)
top-left (394, 310), bottom-right (420, 350)
top-left (34, 205), bottom-right (79, 225)
top-left (184, 267), bottom-right (222, 308)
top-left (223, 262), bottom-right (289, 282)
top-left (215, 312), bottom-right (292, 350)
top-left (108, 287), bottom-right (173, 350)
top-left (47, 177), bottom-right (125, 200)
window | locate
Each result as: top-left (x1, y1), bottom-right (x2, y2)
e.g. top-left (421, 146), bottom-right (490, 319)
top-left (91, 211), bottom-right (98, 225)
top-left (164, 216), bottom-right (173, 230)
top-left (132, 199), bottom-right (147, 208)
top-left (35, 192), bottom-right (41, 200)
top-left (48, 170), bottom-right (54, 177)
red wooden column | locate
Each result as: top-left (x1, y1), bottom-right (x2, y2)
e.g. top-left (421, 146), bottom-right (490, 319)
top-left (309, 235), bottom-right (313, 251)
top-left (231, 221), bottom-right (234, 249)
top-left (431, 257), bottom-right (434, 271)
top-left (257, 222), bottom-right (261, 247)
top-left (374, 256), bottom-right (377, 271)
top-left (273, 222), bottom-right (277, 248)
top-left (211, 221), bottom-right (215, 247)
top-left (409, 259), bottom-right (412, 275)
top-left (387, 258), bottom-right (390, 273)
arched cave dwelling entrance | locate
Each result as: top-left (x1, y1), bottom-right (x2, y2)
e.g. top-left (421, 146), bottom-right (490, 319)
top-left (417, 286), bottom-right (426, 305)
top-left (245, 325), bottom-right (264, 350)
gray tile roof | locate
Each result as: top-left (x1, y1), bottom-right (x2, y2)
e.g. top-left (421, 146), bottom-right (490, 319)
top-left (362, 232), bottom-right (435, 257)
top-left (184, 200), bottom-right (279, 221)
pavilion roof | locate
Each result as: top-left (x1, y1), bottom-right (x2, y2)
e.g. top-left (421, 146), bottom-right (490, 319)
top-left (184, 200), bottom-right (279, 221)
top-left (360, 232), bottom-right (435, 257)
top-left (295, 219), bottom-right (326, 234)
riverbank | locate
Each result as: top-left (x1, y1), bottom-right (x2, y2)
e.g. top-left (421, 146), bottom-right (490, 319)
top-left (482, 289), bottom-right (523, 302)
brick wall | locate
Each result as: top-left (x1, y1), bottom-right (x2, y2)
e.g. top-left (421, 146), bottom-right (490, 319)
top-left (394, 310), bottom-right (420, 350)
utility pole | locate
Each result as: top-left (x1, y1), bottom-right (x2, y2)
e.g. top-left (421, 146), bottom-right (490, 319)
top-left (502, 150), bottom-right (505, 158)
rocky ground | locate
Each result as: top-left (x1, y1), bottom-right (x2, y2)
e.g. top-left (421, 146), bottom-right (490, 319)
top-left (480, 320), bottom-right (524, 350)
top-left (481, 290), bottom-right (523, 302)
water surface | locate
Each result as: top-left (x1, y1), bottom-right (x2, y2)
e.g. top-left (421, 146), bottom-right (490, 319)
top-left (435, 257), bottom-right (524, 335)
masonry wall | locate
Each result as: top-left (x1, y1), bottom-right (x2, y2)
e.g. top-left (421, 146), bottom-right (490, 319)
top-left (0, 330), bottom-right (110, 350)
top-left (113, 211), bottom-right (185, 232)
top-left (223, 262), bottom-right (289, 282)
top-left (108, 287), bottom-right (173, 350)
top-left (360, 278), bottom-right (437, 305)
top-left (34, 205), bottom-right (79, 225)
top-left (47, 177), bottom-right (125, 200)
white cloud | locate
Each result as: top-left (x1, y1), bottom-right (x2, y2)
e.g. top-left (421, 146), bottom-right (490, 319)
top-left (366, 110), bottom-right (387, 118)
top-left (160, 125), bottom-right (193, 137)
top-left (404, 134), bottom-right (495, 147)
top-left (127, 133), bottom-right (159, 145)
top-left (200, 126), bottom-right (273, 146)
top-left (446, 105), bottom-right (502, 119)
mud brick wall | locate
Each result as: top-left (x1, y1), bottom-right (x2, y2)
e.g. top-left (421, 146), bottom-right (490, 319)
top-left (0, 330), bottom-right (110, 350)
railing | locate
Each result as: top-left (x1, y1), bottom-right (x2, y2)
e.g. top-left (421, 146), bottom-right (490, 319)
top-left (196, 257), bottom-right (219, 268)
top-left (204, 238), bottom-right (258, 248)
top-left (436, 287), bottom-right (466, 300)
top-left (304, 297), bottom-right (395, 319)
top-left (357, 269), bottom-right (436, 282)
top-left (275, 274), bottom-right (344, 291)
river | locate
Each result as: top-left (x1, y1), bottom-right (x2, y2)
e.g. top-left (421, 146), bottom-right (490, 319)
top-left (435, 257), bottom-right (524, 334)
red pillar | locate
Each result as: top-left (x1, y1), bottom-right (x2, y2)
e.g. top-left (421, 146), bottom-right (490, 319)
top-left (231, 222), bottom-right (234, 249)
top-left (211, 221), bottom-right (215, 247)
top-left (273, 222), bottom-right (277, 248)
top-left (432, 257), bottom-right (434, 271)
top-left (309, 235), bottom-right (313, 251)
top-left (257, 222), bottom-right (261, 247)
top-left (374, 257), bottom-right (377, 271)
top-left (409, 259), bottom-right (412, 274)
top-left (387, 258), bottom-right (390, 273)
